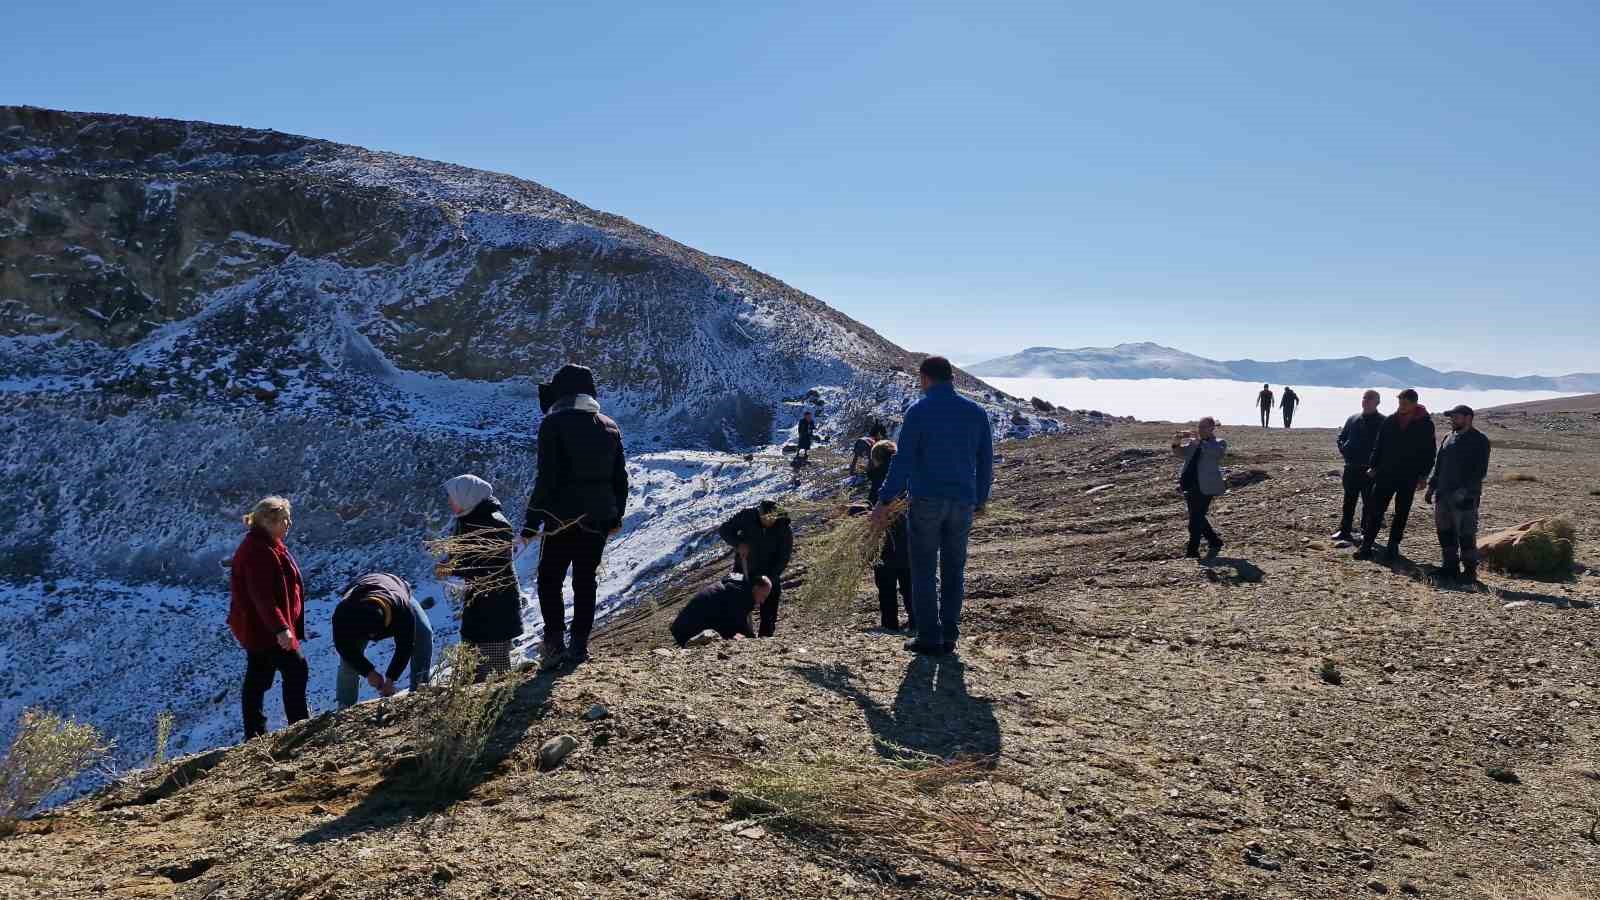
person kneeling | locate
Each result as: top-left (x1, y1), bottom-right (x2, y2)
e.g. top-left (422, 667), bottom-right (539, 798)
top-left (670, 575), bottom-right (772, 647)
top-left (332, 573), bottom-right (434, 707)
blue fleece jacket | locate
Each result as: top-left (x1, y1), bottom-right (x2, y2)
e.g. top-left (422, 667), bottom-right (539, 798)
top-left (878, 382), bottom-right (994, 507)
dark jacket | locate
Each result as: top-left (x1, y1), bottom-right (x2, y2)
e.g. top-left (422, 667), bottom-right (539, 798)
top-left (1370, 408), bottom-right (1437, 483)
top-left (798, 416), bottom-right (815, 448)
top-left (331, 573), bottom-right (417, 681)
top-left (524, 365), bottom-right (628, 537)
top-left (719, 506), bottom-right (794, 584)
top-left (878, 382), bottom-right (995, 507)
top-left (866, 456), bottom-right (909, 569)
top-left (1337, 411), bottom-right (1384, 466)
top-left (1430, 428), bottom-right (1491, 496)
top-left (669, 578), bottom-right (757, 646)
top-left (1280, 388), bottom-right (1300, 410)
top-left (228, 528), bottom-right (305, 653)
top-left (451, 498), bottom-right (525, 644)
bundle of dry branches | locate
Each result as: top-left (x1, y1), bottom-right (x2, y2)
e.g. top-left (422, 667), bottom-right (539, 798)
top-left (422, 532), bottom-right (519, 610)
top-left (803, 498), bottom-right (909, 610)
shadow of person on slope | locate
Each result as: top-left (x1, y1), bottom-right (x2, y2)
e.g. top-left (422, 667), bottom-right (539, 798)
top-left (796, 655), bottom-right (1001, 765)
top-left (1199, 556), bottom-right (1265, 584)
top-left (296, 664), bottom-right (570, 845)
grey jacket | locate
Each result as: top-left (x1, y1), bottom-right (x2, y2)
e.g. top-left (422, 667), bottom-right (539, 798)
top-left (1174, 438), bottom-right (1227, 497)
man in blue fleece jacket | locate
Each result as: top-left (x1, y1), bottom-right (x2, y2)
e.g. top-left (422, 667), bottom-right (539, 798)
top-left (872, 356), bottom-right (994, 655)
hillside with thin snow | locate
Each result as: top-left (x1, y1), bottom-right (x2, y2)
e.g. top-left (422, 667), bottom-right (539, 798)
top-left (0, 106), bottom-right (1065, 789)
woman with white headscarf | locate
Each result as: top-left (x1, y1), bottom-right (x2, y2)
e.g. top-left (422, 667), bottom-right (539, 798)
top-left (441, 474), bottom-right (523, 678)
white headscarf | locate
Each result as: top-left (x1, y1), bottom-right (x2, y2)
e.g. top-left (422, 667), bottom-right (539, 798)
top-left (443, 474), bottom-right (495, 517)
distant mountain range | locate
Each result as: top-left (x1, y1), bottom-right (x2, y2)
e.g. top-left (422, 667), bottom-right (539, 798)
top-left (968, 343), bottom-right (1600, 392)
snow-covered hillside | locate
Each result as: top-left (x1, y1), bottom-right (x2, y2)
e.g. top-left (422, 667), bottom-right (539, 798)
top-left (0, 106), bottom-right (1067, 793)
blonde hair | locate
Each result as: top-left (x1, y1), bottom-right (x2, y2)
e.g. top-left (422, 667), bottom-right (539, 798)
top-left (243, 496), bottom-right (292, 530)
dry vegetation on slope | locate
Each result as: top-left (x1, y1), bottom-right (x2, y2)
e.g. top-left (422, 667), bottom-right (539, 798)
top-left (3, 406), bottom-right (1599, 899)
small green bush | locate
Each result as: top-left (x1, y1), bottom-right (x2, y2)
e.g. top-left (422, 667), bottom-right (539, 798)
top-left (0, 708), bottom-right (110, 835)
top-left (411, 644), bottom-right (514, 799)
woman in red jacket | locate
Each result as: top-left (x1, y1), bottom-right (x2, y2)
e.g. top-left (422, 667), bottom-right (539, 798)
top-left (228, 496), bottom-right (309, 740)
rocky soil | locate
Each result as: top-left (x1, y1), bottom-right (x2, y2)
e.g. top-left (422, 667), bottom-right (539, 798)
top-left (3, 403), bottom-right (1597, 899)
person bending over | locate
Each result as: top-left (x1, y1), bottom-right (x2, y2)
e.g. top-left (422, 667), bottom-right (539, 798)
top-left (718, 500), bottom-right (793, 637)
top-left (332, 573), bottom-right (434, 708)
top-left (670, 575), bottom-right (773, 646)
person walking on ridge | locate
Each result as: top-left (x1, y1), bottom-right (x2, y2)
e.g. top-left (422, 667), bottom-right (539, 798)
top-left (872, 356), bottom-right (994, 656)
top-left (228, 496), bottom-right (309, 741)
top-left (1172, 417), bottom-right (1227, 558)
top-left (1257, 385), bottom-right (1274, 428)
top-left (1357, 388), bottom-right (1437, 562)
top-left (1279, 386), bottom-right (1301, 428)
top-left (519, 363), bottom-right (628, 669)
top-left (797, 410), bottom-right (816, 460)
top-left (1332, 390), bottom-right (1384, 543)
top-left (1427, 404), bottom-right (1491, 583)
top-left (332, 572), bottom-right (434, 708)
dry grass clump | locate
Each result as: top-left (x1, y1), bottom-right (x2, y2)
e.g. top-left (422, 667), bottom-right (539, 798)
top-left (0, 708), bottom-right (110, 836)
top-left (1501, 471), bottom-right (1540, 483)
top-left (1481, 517), bottom-right (1576, 578)
top-left (411, 643), bottom-right (514, 799)
top-left (152, 710), bottom-right (174, 766)
top-left (1478, 881), bottom-right (1588, 900)
top-left (730, 752), bottom-right (1059, 895)
top-left (802, 499), bottom-right (907, 610)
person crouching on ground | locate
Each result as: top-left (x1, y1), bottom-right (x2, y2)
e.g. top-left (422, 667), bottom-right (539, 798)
top-left (718, 499), bottom-right (793, 637)
top-left (1333, 390), bottom-right (1384, 543)
top-left (442, 474), bottom-right (524, 680)
top-left (670, 575), bottom-right (773, 646)
top-left (519, 363), bottom-right (628, 669)
top-left (1358, 388), bottom-right (1437, 562)
top-left (332, 573), bottom-right (434, 708)
top-left (1172, 417), bottom-right (1227, 558)
top-left (228, 496), bottom-right (308, 741)
top-left (867, 440), bottom-right (914, 632)
top-left (1427, 404), bottom-right (1491, 583)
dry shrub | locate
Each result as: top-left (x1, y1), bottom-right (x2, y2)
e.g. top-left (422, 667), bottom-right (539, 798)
top-left (730, 752), bottom-right (1061, 896)
top-left (1501, 471), bottom-right (1540, 483)
top-left (1479, 881), bottom-right (1588, 900)
top-left (803, 499), bottom-right (907, 610)
top-left (411, 643), bottom-right (514, 799)
top-left (423, 531), bottom-right (520, 614)
top-left (0, 708), bottom-right (110, 835)
top-left (1482, 517), bottom-right (1576, 578)
top-left (152, 710), bottom-right (174, 766)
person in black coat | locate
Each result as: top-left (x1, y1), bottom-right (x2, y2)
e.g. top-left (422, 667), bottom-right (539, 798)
top-left (797, 411), bottom-right (815, 459)
top-left (1358, 389), bottom-right (1438, 561)
top-left (442, 474), bottom-right (524, 680)
top-left (520, 363), bottom-right (628, 668)
top-left (332, 572), bottom-right (434, 708)
top-left (669, 575), bottom-right (773, 646)
top-left (718, 500), bottom-right (793, 637)
top-left (1428, 404), bottom-right (1492, 582)
top-left (1333, 390), bottom-right (1384, 542)
top-left (867, 441), bottom-right (914, 631)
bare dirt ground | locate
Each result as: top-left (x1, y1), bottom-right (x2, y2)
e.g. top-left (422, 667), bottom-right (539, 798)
top-left (4, 405), bottom-right (1598, 900)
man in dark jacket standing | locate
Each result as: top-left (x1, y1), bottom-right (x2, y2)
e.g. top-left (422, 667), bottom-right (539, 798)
top-left (520, 364), bottom-right (628, 667)
top-left (873, 356), bottom-right (994, 655)
top-left (1358, 389), bottom-right (1437, 562)
top-left (1257, 385), bottom-right (1274, 428)
top-left (1428, 404), bottom-right (1491, 582)
top-left (1333, 390), bottom-right (1384, 542)
top-left (718, 500), bottom-right (793, 637)
top-left (1279, 387), bottom-right (1301, 428)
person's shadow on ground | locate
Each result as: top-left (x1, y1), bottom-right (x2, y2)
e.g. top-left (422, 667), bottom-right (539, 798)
top-left (297, 665), bottom-right (569, 845)
top-left (797, 655), bottom-right (1001, 764)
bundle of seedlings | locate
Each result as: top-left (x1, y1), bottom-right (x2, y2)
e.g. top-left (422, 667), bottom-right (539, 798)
top-left (804, 498), bottom-right (909, 610)
top-left (1479, 516), bottom-right (1577, 578)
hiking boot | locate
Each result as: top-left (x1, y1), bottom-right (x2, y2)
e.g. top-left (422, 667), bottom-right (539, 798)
top-left (1206, 541), bottom-right (1224, 558)
top-left (903, 639), bottom-right (945, 655)
top-left (1381, 544), bottom-right (1400, 563)
top-left (1330, 530), bottom-right (1355, 543)
top-left (1183, 545), bottom-right (1201, 559)
top-left (1461, 563), bottom-right (1479, 584)
top-left (1437, 560), bottom-right (1461, 583)
top-left (1354, 544), bottom-right (1374, 560)
top-left (538, 640), bottom-right (567, 671)
top-left (566, 640), bottom-right (591, 666)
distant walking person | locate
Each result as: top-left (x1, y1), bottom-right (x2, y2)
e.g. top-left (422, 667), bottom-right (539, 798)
top-left (520, 364), bottom-right (628, 669)
top-left (797, 410), bottom-right (816, 459)
top-left (718, 500), bottom-right (794, 637)
top-left (1358, 389), bottom-right (1437, 562)
top-left (873, 356), bottom-right (994, 655)
top-left (1172, 417), bottom-right (1227, 558)
top-left (1279, 387), bottom-right (1301, 428)
top-left (443, 474), bottom-right (524, 679)
top-left (1428, 405), bottom-right (1491, 582)
top-left (1333, 390), bottom-right (1384, 542)
top-left (332, 573), bottom-right (434, 708)
top-left (228, 496), bottom-right (308, 741)
top-left (867, 440), bottom-right (914, 632)
top-left (1257, 385), bottom-right (1274, 428)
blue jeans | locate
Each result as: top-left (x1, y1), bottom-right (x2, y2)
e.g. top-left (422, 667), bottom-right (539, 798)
top-left (907, 497), bottom-right (975, 646)
top-left (336, 594), bottom-right (434, 708)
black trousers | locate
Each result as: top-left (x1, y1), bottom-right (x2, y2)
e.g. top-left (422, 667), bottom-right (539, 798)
top-left (242, 647), bottom-right (309, 741)
top-left (1283, 407), bottom-right (1296, 428)
top-left (538, 527), bottom-right (608, 649)
top-left (874, 565), bottom-right (914, 630)
top-left (1339, 465), bottom-right (1373, 534)
top-left (1363, 478), bottom-right (1417, 551)
top-left (1184, 491), bottom-right (1222, 552)
top-left (758, 582), bottom-right (783, 637)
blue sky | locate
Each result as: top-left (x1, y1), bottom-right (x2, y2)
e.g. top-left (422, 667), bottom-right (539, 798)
top-left (9, 1), bottom-right (1598, 374)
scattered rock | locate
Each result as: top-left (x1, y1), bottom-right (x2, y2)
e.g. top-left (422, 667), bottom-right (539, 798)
top-left (686, 630), bottom-right (720, 648)
top-left (582, 704), bottom-right (610, 722)
top-left (736, 825), bottom-right (767, 840)
top-left (1368, 879), bottom-right (1389, 894)
top-left (1485, 767), bottom-right (1521, 785)
top-left (539, 735), bottom-right (579, 772)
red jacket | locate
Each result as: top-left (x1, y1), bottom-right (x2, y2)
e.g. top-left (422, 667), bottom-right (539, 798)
top-left (228, 528), bottom-right (306, 653)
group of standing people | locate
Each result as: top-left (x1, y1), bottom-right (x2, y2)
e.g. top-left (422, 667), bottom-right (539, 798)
top-left (1176, 386), bottom-right (1491, 582)
top-left (1256, 384), bottom-right (1300, 429)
